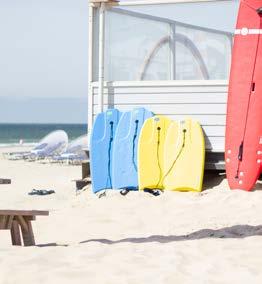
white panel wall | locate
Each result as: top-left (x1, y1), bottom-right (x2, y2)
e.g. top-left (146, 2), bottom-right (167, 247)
top-left (90, 80), bottom-right (228, 152)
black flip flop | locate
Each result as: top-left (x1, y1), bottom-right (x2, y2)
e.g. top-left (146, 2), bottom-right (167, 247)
top-left (144, 189), bottom-right (161, 196)
top-left (120, 189), bottom-right (130, 196)
top-left (28, 189), bottom-right (55, 196)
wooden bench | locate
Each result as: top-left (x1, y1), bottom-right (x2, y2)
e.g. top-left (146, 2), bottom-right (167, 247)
top-left (0, 210), bottom-right (49, 246)
top-left (0, 179), bottom-right (11, 185)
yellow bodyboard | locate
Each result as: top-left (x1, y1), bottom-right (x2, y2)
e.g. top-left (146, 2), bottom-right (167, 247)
top-left (138, 116), bottom-right (172, 190)
top-left (163, 118), bottom-right (205, 192)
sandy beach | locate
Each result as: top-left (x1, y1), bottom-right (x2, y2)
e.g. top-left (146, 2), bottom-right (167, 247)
top-left (1, 146), bottom-right (262, 284)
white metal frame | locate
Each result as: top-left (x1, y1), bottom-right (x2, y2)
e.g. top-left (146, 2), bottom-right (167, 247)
top-left (90, 0), bottom-right (230, 7)
top-left (91, 80), bottom-right (228, 88)
top-left (88, 5), bottom-right (94, 133)
top-left (98, 2), bottom-right (106, 113)
top-left (117, 0), bottom-right (230, 5)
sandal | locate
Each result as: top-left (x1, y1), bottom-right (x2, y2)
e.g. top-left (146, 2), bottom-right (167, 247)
top-left (28, 189), bottom-right (55, 196)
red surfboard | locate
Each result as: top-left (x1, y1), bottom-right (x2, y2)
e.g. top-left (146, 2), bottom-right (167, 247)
top-left (225, 0), bottom-right (262, 191)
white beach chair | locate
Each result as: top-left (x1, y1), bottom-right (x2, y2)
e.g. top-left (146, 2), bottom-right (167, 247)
top-left (51, 135), bottom-right (88, 165)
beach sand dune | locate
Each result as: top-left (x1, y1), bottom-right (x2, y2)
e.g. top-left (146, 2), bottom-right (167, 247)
top-left (1, 147), bottom-right (262, 284)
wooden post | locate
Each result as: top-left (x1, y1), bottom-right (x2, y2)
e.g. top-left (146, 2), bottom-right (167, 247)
top-left (82, 161), bottom-right (90, 179)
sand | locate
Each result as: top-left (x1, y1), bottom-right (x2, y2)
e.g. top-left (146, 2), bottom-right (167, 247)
top-left (0, 146), bottom-right (262, 284)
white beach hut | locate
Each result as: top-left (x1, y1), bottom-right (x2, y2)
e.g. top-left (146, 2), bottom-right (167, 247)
top-left (88, 0), bottom-right (239, 169)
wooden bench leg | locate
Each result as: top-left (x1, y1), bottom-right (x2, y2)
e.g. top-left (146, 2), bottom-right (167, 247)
top-left (19, 217), bottom-right (35, 246)
top-left (0, 215), bottom-right (7, 230)
top-left (11, 220), bottom-right (22, 246)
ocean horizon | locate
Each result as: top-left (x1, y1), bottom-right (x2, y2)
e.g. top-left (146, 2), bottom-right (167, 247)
top-left (0, 123), bottom-right (88, 146)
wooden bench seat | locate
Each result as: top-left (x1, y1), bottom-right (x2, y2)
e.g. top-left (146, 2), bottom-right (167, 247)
top-left (0, 179), bottom-right (11, 184)
top-left (0, 210), bottom-right (49, 246)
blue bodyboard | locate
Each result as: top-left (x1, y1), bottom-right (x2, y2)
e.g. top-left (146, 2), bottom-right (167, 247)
top-left (90, 109), bottom-right (121, 193)
top-left (112, 108), bottom-right (153, 190)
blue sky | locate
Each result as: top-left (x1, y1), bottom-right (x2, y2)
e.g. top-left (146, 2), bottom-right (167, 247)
top-left (0, 0), bottom-right (88, 123)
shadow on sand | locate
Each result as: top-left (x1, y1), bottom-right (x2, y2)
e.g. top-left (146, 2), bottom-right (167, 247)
top-left (202, 171), bottom-right (226, 191)
top-left (36, 243), bottom-right (69, 248)
top-left (80, 225), bottom-right (262, 245)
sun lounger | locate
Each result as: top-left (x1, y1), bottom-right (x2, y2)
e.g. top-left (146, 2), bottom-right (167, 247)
top-left (0, 210), bottom-right (49, 246)
top-left (5, 130), bottom-right (68, 161)
top-left (50, 135), bottom-right (88, 165)
top-left (30, 141), bottom-right (67, 159)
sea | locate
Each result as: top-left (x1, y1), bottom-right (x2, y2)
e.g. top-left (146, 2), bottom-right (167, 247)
top-left (0, 123), bottom-right (88, 147)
